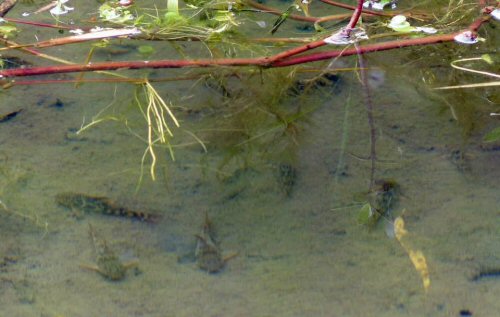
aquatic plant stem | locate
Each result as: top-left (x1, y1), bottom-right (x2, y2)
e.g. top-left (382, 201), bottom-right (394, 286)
top-left (244, 0), bottom-right (351, 23)
top-left (270, 25), bottom-right (482, 67)
top-left (0, 33), bottom-right (469, 76)
top-left (0, 33), bottom-right (472, 76)
top-left (355, 42), bottom-right (376, 191)
top-left (3, 17), bottom-right (80, 30)
top-left (0, 14), bottom-right (491, 78)
top-left (319, 0), bottom-right (391, 17)
top-left (333, 88), bottom-right (352, 188)
top-left (345, 0), bottom-right (364, 34)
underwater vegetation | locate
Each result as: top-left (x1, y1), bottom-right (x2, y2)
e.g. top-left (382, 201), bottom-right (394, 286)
top-left (0, 4), bottom-right (498, 313)
top-left (357, 179), bottom-right (400, 228)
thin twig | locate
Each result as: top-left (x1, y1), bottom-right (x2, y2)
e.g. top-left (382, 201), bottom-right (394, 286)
top-left (355, 42), bottom-right (376, 191)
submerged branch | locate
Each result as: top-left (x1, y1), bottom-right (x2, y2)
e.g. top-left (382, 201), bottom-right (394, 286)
top-left (0, 30), bottom-right (480, 78)
top-left (0, 5), bottom-right (491, 78)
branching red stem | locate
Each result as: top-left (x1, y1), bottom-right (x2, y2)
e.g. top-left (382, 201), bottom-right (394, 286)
top-left (244, 0), bottom-right (320, 22)
top-left (0, 31), bottom-right (462, 77)
top-left (4, 18), bottom-right (80, 30)
top-left (244, 0), bottom-right (353, 23)
top-left (0, 6), bottom-right (491, 78)
top-left (272, 14), bottom-right (489, 67)
top-left (319, 0), bottom-right (391, 17)
top-left (345, 0), bottom-right (364, 31)
top-left (271, 32), bottom-right (458, 67)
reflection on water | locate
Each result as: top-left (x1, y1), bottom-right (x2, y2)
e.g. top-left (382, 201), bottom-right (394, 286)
top-left (0, 1), bottom-right (499, 316)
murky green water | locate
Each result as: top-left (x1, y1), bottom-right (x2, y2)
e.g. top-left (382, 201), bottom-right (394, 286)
top-left (0, 0), bottom-right (498, 316)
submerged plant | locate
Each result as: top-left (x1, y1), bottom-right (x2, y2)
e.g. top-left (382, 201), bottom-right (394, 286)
top-left (0, 0), bottom-right (495, 184)
top-left (136, 81), bottom-right (180, 180)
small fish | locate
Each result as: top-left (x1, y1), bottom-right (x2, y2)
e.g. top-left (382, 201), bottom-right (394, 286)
top-left (55, 192), bottom-right (159, 223)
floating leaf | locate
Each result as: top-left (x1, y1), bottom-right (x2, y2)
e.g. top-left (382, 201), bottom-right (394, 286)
top-left (387, 15), bottom-right (436, 34)
top-left (454, 31), bottom-right (483, 45)
top-left (138, 45), bottom-right (155, 56)
top-left (99, 3), bottom-right (134, 23)
top-left (484, 127), bottom-right (500, 143)
top-left (388, 15), bottom-right (414, 32)
top-left (50, 0), bottom-right (74, 16)
top-left (363, 0), bottom-right (395, 11)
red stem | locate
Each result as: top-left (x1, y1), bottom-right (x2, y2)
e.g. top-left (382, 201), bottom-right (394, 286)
top-left (4, 18), bottom-right (80, 30)
top-left (0, 16), bottom-right (490, 78)
top-left (271, 33), bottom-right (458, 67)
top-left (244, 0), bottom-right (353, 23)
top-left (266, 39), bottom-right (327, 63)
top-left (272, 14), bottom-right (489, 67)
top-left (0, 33), bottom-right (458, 77)
top-left (345, 0), bottom-right (364, 33)
top-left (244, 0), bottom-right (320, 22)
top-left (319, 0), bottom-right (391, 17)
top-left (0, 58), bottom-right (265, 77)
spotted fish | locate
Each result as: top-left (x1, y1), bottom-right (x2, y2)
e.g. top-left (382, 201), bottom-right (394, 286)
top-left (55, 192), bottom-right (159, 223)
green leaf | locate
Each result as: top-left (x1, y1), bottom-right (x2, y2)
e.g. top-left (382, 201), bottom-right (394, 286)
top-left (164, 12), bottom-right (186, 26)
top-left (270, 4), bottom-right (298, 35)
top-left (481, 54), bottom-right (494, 65)
top-left (484, 127), bottom-right (500, 143)
top-left (0, 25), bottom-right (17, 38)
top-left (138, 45), bottom-right (155, 56)
top-left (357, 203), bottom-right (373, 225)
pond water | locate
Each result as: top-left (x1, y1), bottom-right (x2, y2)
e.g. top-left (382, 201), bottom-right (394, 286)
top-left (0, 0), bottom-right (499, 316)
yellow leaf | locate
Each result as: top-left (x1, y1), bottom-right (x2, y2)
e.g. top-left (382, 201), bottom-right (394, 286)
top-left (408, 250), bottom-right (430, 291)
top-left (394, 215), bottom-right (430, 292)
top-left (394, 216), bottom-right (407, 241)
